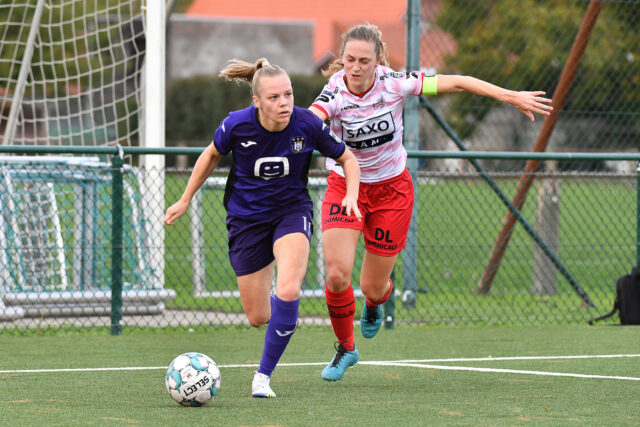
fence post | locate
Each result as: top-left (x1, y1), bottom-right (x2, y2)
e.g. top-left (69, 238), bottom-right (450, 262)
top-left (637, 161), bottom-right (640, 268)
top-left (531, 164), bottom-right (561, 295)
top-left (384, 270), bottom-right (395, 329)
top-left (111, 145), bottom-right (124, 336)
top-left (401, 0), bottom-right (422, 307)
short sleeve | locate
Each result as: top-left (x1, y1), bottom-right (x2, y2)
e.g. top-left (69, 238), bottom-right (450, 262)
top-left (315, 119), bottom-right (346, 160)
top-left (381, 70), bottom-right (423, 98)
top-left (311, 81), bottom-right (338, 119)
top-left (212, 116), bottom-right (232, 155)
top-left (401, 71), bottom-right (424, 97)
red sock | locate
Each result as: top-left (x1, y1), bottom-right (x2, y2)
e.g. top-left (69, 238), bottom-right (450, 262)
top-left (325, 284), bottom-right (355, 351)
top-left (365, 279), bottom-right (393, 309)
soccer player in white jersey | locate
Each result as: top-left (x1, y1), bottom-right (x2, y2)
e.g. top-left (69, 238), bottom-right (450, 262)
top-left (309, 24), bottom-right (553, 381)
top-left (164, 58), bottom-right (361, 397)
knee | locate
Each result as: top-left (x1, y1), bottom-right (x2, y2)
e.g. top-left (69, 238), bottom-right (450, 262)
top-left (277, 286), bottom-right (300, 302)
top-left (325, 266), bottom-right (351, 290)
top-left (247, 313), bottom-right (270, 328)
top-left (361, 281), bottom-right (390, 302)
top-left (361, 287), bottom-right (384, 302)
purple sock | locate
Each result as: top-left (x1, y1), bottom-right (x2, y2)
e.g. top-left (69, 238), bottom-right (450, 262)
top-left (257, 295), bottom-right (299, 377)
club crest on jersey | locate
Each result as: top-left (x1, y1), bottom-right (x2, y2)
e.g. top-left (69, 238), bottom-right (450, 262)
top-left (372, 96), bottom-right (384, 110)
top-left (291, 136), bottom-right (305, 152)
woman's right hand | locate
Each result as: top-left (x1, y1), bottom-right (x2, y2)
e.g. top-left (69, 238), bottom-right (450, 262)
top-left (341, 195), bottom-right (362, 221)
top-left (163, 200), bottom-right (189, 225)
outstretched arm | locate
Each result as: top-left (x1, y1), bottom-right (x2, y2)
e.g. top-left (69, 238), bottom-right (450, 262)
top-left (334, 148), bottom-right (362, 221)
top-left (164, 142), bottom-right (222, 225)
top-left (435, 75), bottom-right (553, 121)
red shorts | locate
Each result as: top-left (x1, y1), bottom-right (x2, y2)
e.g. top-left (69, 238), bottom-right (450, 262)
top-left (321, 169), bottom-right (414, 256)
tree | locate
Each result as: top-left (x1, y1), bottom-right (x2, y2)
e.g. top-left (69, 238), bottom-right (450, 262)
top-left (435, 0), bottom-right (640, 144)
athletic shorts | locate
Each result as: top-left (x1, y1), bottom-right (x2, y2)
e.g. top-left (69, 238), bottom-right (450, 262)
top-left (226, 208), bottom-right (313, 276)
top-left (321, 168), bottom-right (414, 256)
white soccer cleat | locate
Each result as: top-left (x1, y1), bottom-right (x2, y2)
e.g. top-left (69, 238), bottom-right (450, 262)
top-left (251, 372), bottom-right (276, 398)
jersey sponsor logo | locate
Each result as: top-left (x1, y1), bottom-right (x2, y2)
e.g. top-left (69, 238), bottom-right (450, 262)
top-left (314, 88), bottom-right (336, 104)
top-left (342, 103), bottom-right (359, 111)
top-left (380, 71), bottom-right (405, 80)
top-left (240, 140), bottom-right (257, 148)
top-left (291, 136), bottom-right (305, 152)
top-left (374, 228), bottom-right (393, 243)
top-left (340, 112), bottom-right (396, 149)
top-left (379, 71), bottom-right (419, 81)
top-left (365, 227), bottom-right (397, 250)
top-left (324, 203), bottom-right (356, 224)
top-left (254, 157), bottom-right (289, 180)
top-left (364, 237), bottom-right (398, 251)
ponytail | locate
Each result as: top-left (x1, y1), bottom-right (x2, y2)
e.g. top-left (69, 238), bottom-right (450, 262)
top-left (219, 58), bottom-right (287, 96)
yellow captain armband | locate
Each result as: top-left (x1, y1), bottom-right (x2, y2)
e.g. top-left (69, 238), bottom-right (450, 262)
top-left (422, 75), bottom-right (438, 95)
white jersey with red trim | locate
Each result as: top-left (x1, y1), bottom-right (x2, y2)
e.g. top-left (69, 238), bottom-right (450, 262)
top-left (311, 65), bottom-right (423, 182)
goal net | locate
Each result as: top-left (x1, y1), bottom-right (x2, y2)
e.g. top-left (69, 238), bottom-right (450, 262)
top-left (0, 1), bottom-right (168, 320)
top-left (0, 156), bottom-right (172, 318)
top-left (0, 0), bottom-right (145, 147)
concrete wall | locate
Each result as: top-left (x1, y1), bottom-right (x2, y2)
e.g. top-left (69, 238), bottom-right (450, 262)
top-left (168, 15), bottom-right (314, 81)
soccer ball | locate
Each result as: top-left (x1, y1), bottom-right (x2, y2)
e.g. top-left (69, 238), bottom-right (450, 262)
top-left (165, 352), bottom-right (221, 406)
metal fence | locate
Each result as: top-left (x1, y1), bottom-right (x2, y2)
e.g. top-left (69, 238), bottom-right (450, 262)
top-left (0, 146), bottom-right (637, 334)
top-left (1, 0), bottom-right (639, 335)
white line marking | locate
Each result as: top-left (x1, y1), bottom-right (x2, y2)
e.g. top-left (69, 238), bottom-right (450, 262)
top-left (1, 354), bottom-right (638, 380)
top-left (376, 353), bottom-right (640, 363)
top-left (363, 362), bottom-right (640, 382)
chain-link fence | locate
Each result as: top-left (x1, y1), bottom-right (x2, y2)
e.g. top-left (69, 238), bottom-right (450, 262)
top-left (0, 149), bottom-right (637, 334)
top-left (1, 0), bottom-right (639, 335)
top-left (418, 0), bottom-right (640, 160)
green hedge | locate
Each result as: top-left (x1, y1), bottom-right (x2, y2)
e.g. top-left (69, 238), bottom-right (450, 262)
top-left (166, 74), bottom-right (327, 146)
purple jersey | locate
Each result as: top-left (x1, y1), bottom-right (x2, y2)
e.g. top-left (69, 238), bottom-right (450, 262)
top-left (213, 105), bottom-right (346, 219)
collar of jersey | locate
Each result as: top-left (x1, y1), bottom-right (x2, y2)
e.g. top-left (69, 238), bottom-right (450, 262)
top-left (343, 72), bottom-right (376, 98)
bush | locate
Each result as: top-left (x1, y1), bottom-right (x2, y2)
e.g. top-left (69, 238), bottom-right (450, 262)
top-left (166, 74), bottom-right (327, 147)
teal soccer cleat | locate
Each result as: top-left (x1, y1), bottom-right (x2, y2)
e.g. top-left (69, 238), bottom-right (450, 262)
top-left (321, 343), bottom-right (359, 381)
top-left (360, 304), bottom-right (383, 338)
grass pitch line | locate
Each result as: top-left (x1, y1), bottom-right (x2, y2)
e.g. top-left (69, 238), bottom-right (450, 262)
top-left (1, 353), bottom-right (638, 375)
top-left (364, 361), bottom-right (640, 382)
top-left (382, 353), bottom-right (640, 363)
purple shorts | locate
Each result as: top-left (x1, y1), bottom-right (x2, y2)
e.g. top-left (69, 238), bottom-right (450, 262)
top-left (226, 209), bottom-right (314, 276)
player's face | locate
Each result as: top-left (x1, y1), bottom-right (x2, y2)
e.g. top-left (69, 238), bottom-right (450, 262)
top-left (342, 39), bottom-right (379, 94)
top-left (253, 74), bottom-right (294, 132)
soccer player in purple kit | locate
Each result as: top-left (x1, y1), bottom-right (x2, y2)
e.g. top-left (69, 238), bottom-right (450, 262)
top-left (164, 58), bottom-right (361, 398)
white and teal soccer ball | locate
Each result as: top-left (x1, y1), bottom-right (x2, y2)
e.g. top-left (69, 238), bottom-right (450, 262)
top-left (165, 352), bottom-right (221, 407)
